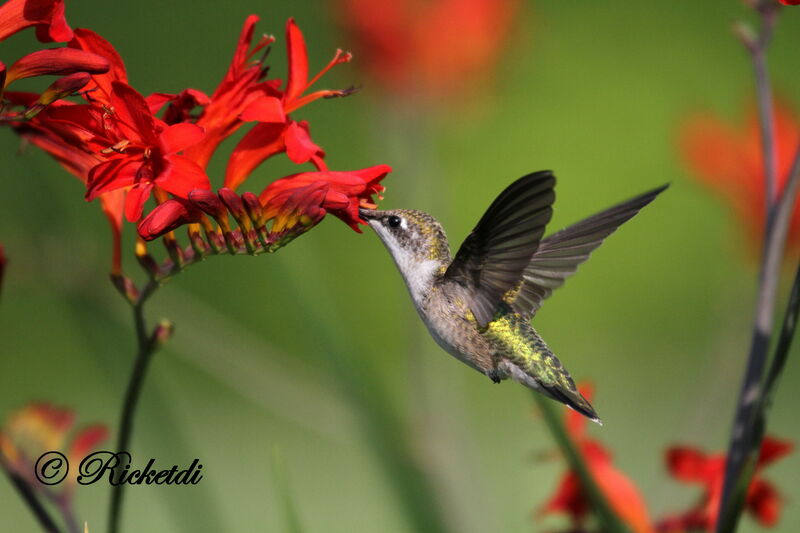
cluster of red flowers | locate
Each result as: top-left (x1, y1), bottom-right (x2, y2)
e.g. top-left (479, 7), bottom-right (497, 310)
top-left (1, 0), bottom-right (390, 275)
top-left (538, 385), bottom-right (793, 533)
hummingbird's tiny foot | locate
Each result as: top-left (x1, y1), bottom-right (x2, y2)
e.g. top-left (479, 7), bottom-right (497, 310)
top-left (487, 370), bottom-right (503, 384)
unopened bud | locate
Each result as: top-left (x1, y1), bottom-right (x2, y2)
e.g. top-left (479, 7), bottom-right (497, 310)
top-left (152, 319), bottom-right (174, 346)
top-left (110, 273), bottom-right (139, 303)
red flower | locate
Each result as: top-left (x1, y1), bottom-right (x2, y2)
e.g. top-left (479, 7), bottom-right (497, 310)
top-left (3, 47), bottom-right (107, 88)
top-left (224, 18), bottom-right (352, 190)
top-left (336, 0), bottom-right (520, 100)
top-left (657, 436), bottom-right (793, 532)
top-left (181, 14), bottom-right (275, 171)
top-left (680, 101), bottom-right (800, 255)
top-left (84, 81), bottom-right (210, 222)
top-left (259, 165), bottom-right (390, 232)
top-left (779, 0), bottom-right (800, 5)
top-left (0, 0), bottom-right (72, 43)
top-left (539, 385), bottom-right (654, 533)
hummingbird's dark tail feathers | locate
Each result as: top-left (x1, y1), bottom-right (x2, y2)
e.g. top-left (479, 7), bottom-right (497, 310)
top-left (497, 357), bottom-right (603, 425)
top-left (508, 183), bottom-right (669, 319)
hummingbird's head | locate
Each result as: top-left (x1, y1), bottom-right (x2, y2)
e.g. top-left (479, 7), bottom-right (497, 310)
top-left (359, 208), bottom-right (451, 304)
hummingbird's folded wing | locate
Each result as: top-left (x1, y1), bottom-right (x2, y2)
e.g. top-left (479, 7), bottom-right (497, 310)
top-left (445, 171), bottom-right (556, 328)
top-left (508, 184), bottom-right (669, 319)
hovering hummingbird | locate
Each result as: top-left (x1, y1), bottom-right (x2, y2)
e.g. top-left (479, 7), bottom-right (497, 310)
top-left (360, 172), bottom-right (667, 423)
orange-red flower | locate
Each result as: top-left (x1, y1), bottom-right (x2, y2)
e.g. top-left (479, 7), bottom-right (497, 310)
top-left (336, 0), bottom-right (520, 101)
top-left (224, 17), bottom-right (353, 190)
top-left (679, 101), bottom-right (800, 254)
top-left (657, 435), bottom-right (793, 532)
top-left (539, 385), bottom-right (654, 533)
top-left (259, 165), bottom-right (389, 232)
top-left (0, 403), bottom-right (107, 492)
top-left (83, 81), bottom-right (210, 222)
top-left (779, 1), bottom-right (800, 5)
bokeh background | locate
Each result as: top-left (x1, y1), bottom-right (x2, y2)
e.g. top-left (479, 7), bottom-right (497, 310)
top-left (1, 1), bottom-right (800, 532)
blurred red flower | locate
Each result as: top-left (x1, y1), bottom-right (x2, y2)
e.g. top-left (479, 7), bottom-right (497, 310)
top-left (778, 1), bottom-right (800, 5)
top-left (679, 101), bottom-right (800, 254)
top-left (539, 385), bottom-right (655, 533)
top-left (657, 435), bottom-right (793, 532)
top-left (0, 402), bottom-right (107, 493)
top-left (336, 0), bottom-right (520, 101)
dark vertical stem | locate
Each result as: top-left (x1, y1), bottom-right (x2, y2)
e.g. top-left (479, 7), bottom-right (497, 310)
top-left (107, 281), bottom-right (159, 533)
top-left (1, 466), bottom-right (62, 533)
top-left (752, 5), bottom-right (778, 210)
top-left (716, 144), bottom-right (800, 532)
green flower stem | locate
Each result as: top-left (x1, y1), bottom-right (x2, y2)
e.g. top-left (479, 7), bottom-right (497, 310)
top-left (107, 279), bottom-right (160, 533)
top-left (1, 463), bottom-right (62, 533)
top-left (532, 392), bottom-right (631, 533)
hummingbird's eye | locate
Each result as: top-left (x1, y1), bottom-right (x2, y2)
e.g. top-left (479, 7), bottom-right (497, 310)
top-left (387, 215), bottom-right (402, 228)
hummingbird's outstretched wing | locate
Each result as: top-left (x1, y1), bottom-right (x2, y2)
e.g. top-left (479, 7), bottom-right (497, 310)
top-left (507, 184), bottom-right (669, 319)
top-left (445, 171), bottom-right (556, 328)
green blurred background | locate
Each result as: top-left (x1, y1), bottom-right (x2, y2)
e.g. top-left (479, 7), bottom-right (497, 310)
top-left (1, 1), bottom-right (800, 532)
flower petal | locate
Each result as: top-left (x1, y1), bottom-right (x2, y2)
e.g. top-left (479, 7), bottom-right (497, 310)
top-left (285, 18), bottom-right (309, 103)
top-left (284, 120), bottom-right (322, 164)
top-left (137, 198), bottom-right (202, 240)
top-left (159, 123), bottom-right (205, 154)
top-left (224, 122), bottom-right (287, 190)
top-left (241, 96), bottom-right (286, 123)
top-left (155, 155), bottom-right (211, 198)
top-left (86, 157), bottom-right (138, 200)
top-left (5, 48), bottom-right (109, 86)
top-left (0, 0), bottom-right (72, 43)
top-left (110, 81), bottom-right (159, 145)
top-left (124, 182), bottom-right (153, 222)
top-left (68, 28), bottom-right (127, 103)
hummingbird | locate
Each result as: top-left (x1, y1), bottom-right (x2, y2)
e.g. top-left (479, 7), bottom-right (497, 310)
top-left (359, 171), bottom-right (667, 423)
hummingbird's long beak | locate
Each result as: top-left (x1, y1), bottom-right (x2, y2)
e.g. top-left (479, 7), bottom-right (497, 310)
top-left (359, 207), bottom-right (377, 221)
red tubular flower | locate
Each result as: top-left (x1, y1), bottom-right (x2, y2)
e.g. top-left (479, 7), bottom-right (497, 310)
top-left (259, 165), bottom-right (390, 231)
top-left (539, 385), bottom-right (654, 533)
top-left (680, 101), bottom-right (800, 255)
top-left (224, 18), bottom-right (352, 190)
top-left (0, 0), bottom-right (71, 43)
top-left (779, 0), bottom-right (800, 5)
top-left (657, 436), bottom-right (793, 532)
top-left (84, 81), bottom-right (210, 222)
top-left (137, 198), bottom-right (202, 241)
top-left (182, 15), bottom-right (275, 171)
top-left (0, 403), bottom-right (108, 492)
top-left (337, 0), bottom-right (519, 100)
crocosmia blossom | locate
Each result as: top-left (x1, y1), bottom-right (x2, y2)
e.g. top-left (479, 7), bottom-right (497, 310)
top-left (337, 0), bottom-right (520, 101)
top-left (0, 403), bottom-right (107, 491)
top-left (680, 101), bottom-right (800, 255)
top-left (2, 4), bottom-right (391, 278)
top-left (779, 0), bottom-right (800, 5)
top-left (538, 385), bottom-right (654, 533)
top-left (657, 436), bottom-right (793, 532)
